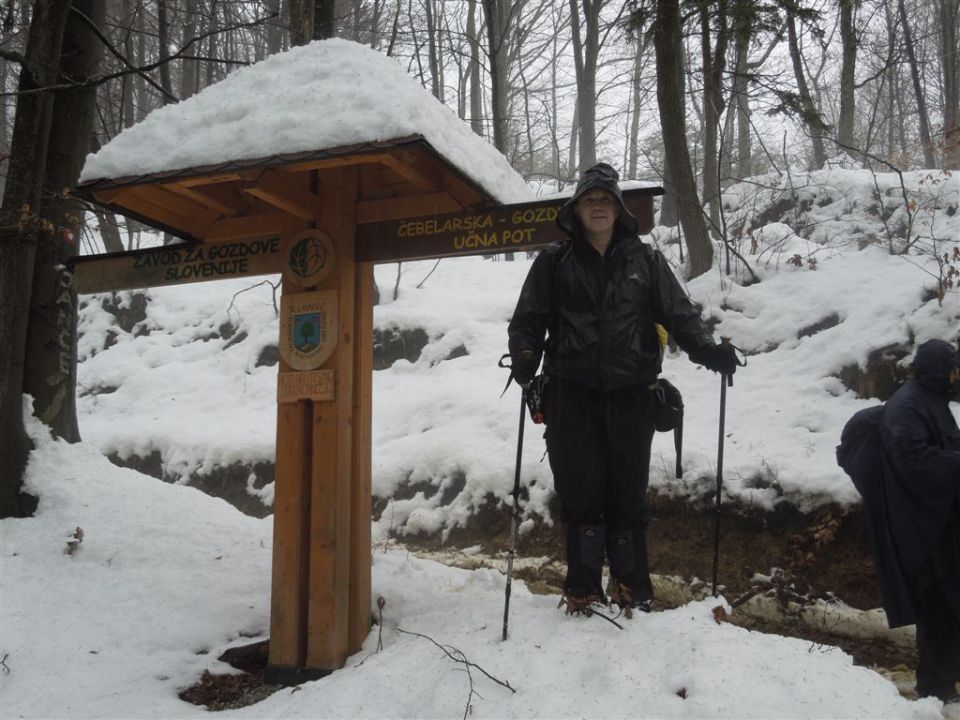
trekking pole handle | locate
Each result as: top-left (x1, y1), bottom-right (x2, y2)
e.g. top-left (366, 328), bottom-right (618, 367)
top-left (721, 336), bottom-right (733, 388)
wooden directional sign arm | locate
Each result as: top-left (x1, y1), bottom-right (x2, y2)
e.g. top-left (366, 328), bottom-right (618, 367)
top-left (69, 236), bottom-right (287, 294)
top-left (68, 187), bottom-right (664, 293)
top-left (355, 186), bottom-right (664, 263)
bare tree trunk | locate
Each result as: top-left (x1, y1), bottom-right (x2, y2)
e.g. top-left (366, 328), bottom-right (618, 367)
top-left (96, 210), bottom-right (125, 253)
top-left (266, 0), bottom-right (284, 54)
top-left (26, 0), bottom-right (104, 444)
top-left (482, 0), bottom-right (509, 154)
top-left (837, 0), bottom-right (857, 152)
top-left (424, 0), bottom-right (443, 100)
top-left (700, 0), bottom-right (729, 238)
top-left (732, 3), bottom-right (752, 178)
top-left (0, 0), bottom-right (72, 517)
top-left (352, 0), bottom-right (362, 41)
top-left (569, 0), bottom-right (601, 172)
top-left (0, 52), bottom-right (7, 200)
top-left (119, 0), bottom-right (137, 128)
top-left (660, 161), bottom-right (679, 227)
top-left (157, 0), bottom-right (175, 102)
top-left (386, 0), bottom-right (401, 55)
top-left (654, 0), bottom-right (712, 277)
top-left (568, 102), bottom-right (579, 179)
top-left (136, 1), bottom-right (148, 119)
top-left (787, 11), bottom-right (826, 168)
top-left (314, 0), bottom-right (335, 39)
top-left (467, 0), bottom-right (484, 136)
top-left (898, 0), bottom-right (936, 166)
top-left (288, 0), bottom-right (311, 45)
top-left (179, 0), bottom-right (199, 99)
top-left (940, 0), bottom-right (960, 168)
top-left (628, 37), bottom-right (643, 179)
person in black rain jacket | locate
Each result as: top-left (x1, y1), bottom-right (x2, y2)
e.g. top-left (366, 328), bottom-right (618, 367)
top-left (879, 339), bottom-right (959, 702)
top-left (507, 163), bottom-right (738, 615)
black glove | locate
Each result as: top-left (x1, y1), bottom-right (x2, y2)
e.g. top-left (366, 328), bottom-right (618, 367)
top-left (511, 349), bottom-right (539, 387)
top-left (690, 343), bottom-right (739, 375)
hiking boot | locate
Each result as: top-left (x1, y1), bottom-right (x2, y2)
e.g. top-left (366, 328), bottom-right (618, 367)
top-left (606, 578), bottom-right (653, 618)
top-left (558, 593), bottom-right (606, 616)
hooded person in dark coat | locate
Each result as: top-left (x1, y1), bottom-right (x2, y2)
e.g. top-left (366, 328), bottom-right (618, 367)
top-left (839, 338), bottom-right (960, 702)
top-left (507, 163), bottom-right (739, 615)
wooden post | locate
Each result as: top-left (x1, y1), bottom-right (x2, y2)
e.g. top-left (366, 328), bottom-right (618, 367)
top-left (267, 167), bottom-right (365, 682)
top-left (268, 398), bottom-right (312, 672)
top-left (305, 167), bottom-right (357, 669)
top-left (350, 261), bottom-right (374, 652)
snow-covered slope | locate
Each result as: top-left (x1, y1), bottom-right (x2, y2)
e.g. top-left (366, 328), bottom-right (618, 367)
top-left (75, 168), bottom-right (959, 541)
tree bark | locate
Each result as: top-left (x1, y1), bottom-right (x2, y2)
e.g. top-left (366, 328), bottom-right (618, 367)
top-left (482, 0), bottom-right (509, 154)
top-left (628, 36), bottom-right (644, 179)
top-left (179, 0), bottom-right (199, 99)
top-left (897, 0), bottom-right (936, 167)
top-left (699, 0), bottom-right (729, 238)
top-left (424, 0), bottom-right (443, 101)
top-left (25, 0), bottom-right (104, 444)
top-left (0, 0), bottom-right (73, 517)
top-left (786, 11), bottom-right (826, 168)
top-left (467, 0), bottom-right (484, 136)
top-left (314, 0), bottom-right (335, 40)
top-left (733, 3), bottom-right (752, 178)
top-left (288, 0), bottom-right (311, 45)
top-left (941, 0), bottom-right (960, 168)
top-left (96, 210), bottom-right (125, 253)
top-left (266, 0), bottom-right (284, 54)
top-left (157, 0), bottom-right (175, 103)
top-left (837, 0), bottom-right (857, 153)
top-left (654, 0), bottom-right (713, 277)
top-left (569, 0), bottom-right (601, 172)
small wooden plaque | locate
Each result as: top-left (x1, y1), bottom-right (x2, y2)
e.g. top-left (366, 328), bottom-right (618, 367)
top-left (277, 369), bottom-right (336, 403)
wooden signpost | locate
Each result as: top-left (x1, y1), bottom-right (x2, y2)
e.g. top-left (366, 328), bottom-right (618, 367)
top-left (72, 140), bottom-right (663, 684)
top-left (72, 187), bottom-right (661, 294)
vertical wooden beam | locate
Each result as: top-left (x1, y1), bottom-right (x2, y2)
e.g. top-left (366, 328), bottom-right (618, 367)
top-left (349, 261), bottom-right (374, 652)
top-left (304, 166), bottom-right (358, 669)
top-left (268, 394), bottom-right (312, 670)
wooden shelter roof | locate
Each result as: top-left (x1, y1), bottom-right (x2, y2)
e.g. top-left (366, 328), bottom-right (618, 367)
top-left (73, 135), bottom-right (496, 246)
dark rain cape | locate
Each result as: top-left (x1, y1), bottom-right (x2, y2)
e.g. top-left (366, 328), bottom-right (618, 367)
top-left (837, 339), bottom-right (960, 628)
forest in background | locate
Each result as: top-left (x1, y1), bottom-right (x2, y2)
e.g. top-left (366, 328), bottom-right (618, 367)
top-left (2, 0), bottom-right (958, 202)
top-left (0, 0), bottom-right (957, 516)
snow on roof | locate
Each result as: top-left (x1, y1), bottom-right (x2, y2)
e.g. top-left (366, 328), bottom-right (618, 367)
top-left (80, 39), bottom-right (531, 204)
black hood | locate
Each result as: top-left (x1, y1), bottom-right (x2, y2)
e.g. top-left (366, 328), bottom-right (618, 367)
top-left (556, 163), bottom-right (639, 240)
top-left (913, 338), bottom-right (960, 395)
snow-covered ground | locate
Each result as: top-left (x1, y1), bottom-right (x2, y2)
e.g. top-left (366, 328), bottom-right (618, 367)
top-left (0, 411), bottom-right (948, 719)
top-left (2, 165), bottom-right (957, 718)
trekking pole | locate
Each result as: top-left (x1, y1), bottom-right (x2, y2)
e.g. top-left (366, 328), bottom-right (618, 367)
top-left (502, 387), bottom-right (526, 641)
top-left (711, 338), bottom-right (734, 598)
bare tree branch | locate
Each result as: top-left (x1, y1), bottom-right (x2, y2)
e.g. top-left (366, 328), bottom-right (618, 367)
top-left (1, 8), bottom-right (278, 101)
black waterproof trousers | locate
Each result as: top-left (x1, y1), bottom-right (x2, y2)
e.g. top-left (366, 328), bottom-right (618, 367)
top-left (916, 508), bottom-right (960, 701)
top-left (916, 583), bottom-right (960, 701)
top-left (543, 376), bottom-right (657, 600)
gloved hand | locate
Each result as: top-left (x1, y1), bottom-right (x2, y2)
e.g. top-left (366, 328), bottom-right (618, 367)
top-left (511, 348), bottom-right (539, 387)
top-left (690, 343), bottom-right (739, 375)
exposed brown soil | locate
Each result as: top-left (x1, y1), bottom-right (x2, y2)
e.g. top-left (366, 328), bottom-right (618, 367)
top-left (403, 491), bottom-right (883, 610)
top-left (178, 668), bottom-right (280, 710)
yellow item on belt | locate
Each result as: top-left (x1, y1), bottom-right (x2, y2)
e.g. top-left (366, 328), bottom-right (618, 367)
top-left (655, 323), bottom-right (669, 348)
